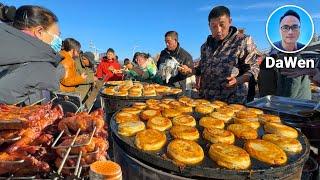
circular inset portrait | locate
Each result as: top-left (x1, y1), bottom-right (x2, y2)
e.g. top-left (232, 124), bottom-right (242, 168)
top-left (266, 5), bottom-right (314, 53)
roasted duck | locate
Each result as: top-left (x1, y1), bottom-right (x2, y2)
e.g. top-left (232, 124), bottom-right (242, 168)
top-left (58, 109), bottom-right (107, 138)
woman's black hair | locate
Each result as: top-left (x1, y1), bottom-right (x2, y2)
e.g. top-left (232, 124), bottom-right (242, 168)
top-left (62, 38), bottom-right (81, 52)
top-left (133, 52), bottom-right (150, 64)
top-left (13, 5), bottom-right (58, 30)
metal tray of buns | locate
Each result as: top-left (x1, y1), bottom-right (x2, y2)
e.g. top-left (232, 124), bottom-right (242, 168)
top-left (110, 107), bottom-right (310, 179)
top-left (246, 95), bottom-right (320, 118)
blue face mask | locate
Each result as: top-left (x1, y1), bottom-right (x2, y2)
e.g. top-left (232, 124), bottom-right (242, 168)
top-left (50, 34), bottom-right (62, 52)
top-left (45, 31), bottom-right (62, 52)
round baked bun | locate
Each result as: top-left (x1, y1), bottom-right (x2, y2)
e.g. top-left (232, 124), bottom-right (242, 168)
top-left (115, 112), bottom-right (140, 124)
top-left (244, 139), bottom-right (287, 165)
top-left (147, 116), bottom-right (172, 131)
top-left (172, 115), bottom-right (196, 127)
top-left (264, 122), bottom-right (298, 139)
top-left (118, 121), bottom-right (146, 136)
top-left (209, 143), bottom-right (251, 170)
top-left (199, 117), bottom-right (224, 129)
top-left (262, 134), bottom-right (302, 153)
top-left (258, 114), bottom-right (281, 124)
top-left (195, 104), bottom-right (214, 114)
top-left (135, 129), bottom-right (166, 151)
top-left (170, 125), bottom-right (200, 141)
top-left (167, 139), bottom-right (204, 165)
top-left (140, 109), bottom-right (161, 121)
top-left (162, 108), bottom-right (182, 118)
top-left (203, 128), bottom-right (235, 144)
top-left (227, 124), bottom-right (258, 140)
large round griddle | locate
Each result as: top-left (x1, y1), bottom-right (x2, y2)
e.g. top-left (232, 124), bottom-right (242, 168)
top-left (110, 111), bottom-right (310, 179)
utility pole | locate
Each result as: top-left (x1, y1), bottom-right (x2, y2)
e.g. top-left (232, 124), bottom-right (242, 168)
top-left (89, 40), bottom-right (101, 62)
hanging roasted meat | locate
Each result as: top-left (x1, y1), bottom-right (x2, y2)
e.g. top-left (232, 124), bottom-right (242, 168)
top-left (58, 109), bottom-right (107, 138)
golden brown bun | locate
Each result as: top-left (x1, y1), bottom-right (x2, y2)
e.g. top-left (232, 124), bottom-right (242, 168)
top-left (210, 112), bottom-right (232, 123)
top-left (264, 122), bottom-right (298, 139)
top-left (169, 101), bottom-right (183, 107)
top-left (209, 143), bottom-right (251, 170)
top-left (103, 87), bottom-right (115, 95)
top-left (146, 99), bottom-right (160, 106)
top-left (147, 104), bottom-right (162, 111)
top-left (233, 118), bottom-right (260, 130)
top-left (115, 112), bottom-right (140, 124)
top-left (170, 88), bottom-right (182, 94)
top-left (195, 104), bottom-right (214, 114)
top-left (194, 99), bottom-right (211, 106)
top-left (176, 105), bottom-right (193, 114)
top-left (217, 107), bottom-right (236, 116)
top-left (129, 86), bottom-right (143, 93)
top-left (262, 134), bottom-right (302, 153)
top-left (172, 115), bottom-right (196, 127)
top-left (121, 107), bottom-right (141, 115)
top-left (135, 129), bottom-right (166, 151)
top-left (114, 91), bottom-right (128, 96)
top-left (246, 108), bottom-right (264, 115)
top-left (211, 100), bottom-right (228, 107)
top-left (132, 102), bottom-right (147, 110)
top-left (118, 121), bottom-right (145, 136)
top-left (143, 85), bottom-right (156, 92)
top-left (140, 109), bottom-right (161, 121)
top-left (208, 103), bottom-right (221, 110)
top-left (143, 90), bottom-right (157, 97)
top-left (228, 104), bottom-right (246, 112)
top-left (167, 139), bottom-right (204, 165)
top-left (147, 116), bottom-right (172, 131)
top-left (258, 114), bottom-right (281, 124)
top-left (199, 117), bottom-right (225, 129)
top-left (170, 125), bottom-right (200, 141)
top-left (227, 124), bottom-right (258, 140)
top-left (118, 85), bottom-right (132, 91)
top-left (158, 103), bottom-right (172, 110)
top-left (203, 128), bottom-right (235, 144)
top-left (161, 98), bottom-right (176, 104)
top-left (178, 96), bottom-right (193, 104)
top-left (235, 110), bottom-right (258, 119)
top-left (244, 139), bottom-right (287, 165)
top-left (107, 80), bottom-right (125, 86)
top-left (128, 92), bottom-right (142, 97)
top-left (162, 108), bottom-right (182, 118)
top-left (155, 86), bottom-right (171, 93)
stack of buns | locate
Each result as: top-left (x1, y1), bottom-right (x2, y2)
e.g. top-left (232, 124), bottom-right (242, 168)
top-left (103, 81), bottom-right (182, 97)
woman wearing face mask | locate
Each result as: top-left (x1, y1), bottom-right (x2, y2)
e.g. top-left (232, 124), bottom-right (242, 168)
top-left (59, 38), bottom-right (87, 93)
top-left (0, 5), bottom-right (64, 105)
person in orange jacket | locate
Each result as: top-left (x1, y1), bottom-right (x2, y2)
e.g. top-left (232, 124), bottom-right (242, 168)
top-left (96, 48), bottom-right (123, 82)
top-left (59, 38), bottom-right (87, 92)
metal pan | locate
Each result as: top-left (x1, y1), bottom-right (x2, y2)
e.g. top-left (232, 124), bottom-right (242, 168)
top-left (246, 95), bottom-right (320, 118)
top-left (111, 110), bottom-right (310, 179)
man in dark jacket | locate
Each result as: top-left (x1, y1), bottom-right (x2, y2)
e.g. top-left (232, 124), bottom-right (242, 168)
top-left (0, 23), bottom-right (64, 105)
top-left (157, 31), bottom-right (194, 90)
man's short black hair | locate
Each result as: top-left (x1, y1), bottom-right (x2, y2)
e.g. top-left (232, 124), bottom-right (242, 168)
top-left (165, 31), bottom-right (178, 41)
top-left (107, 48), bottom-right (115, 54)
top-left (280, 10), bottom-right (300, 23)
top-left (123, 58), bottom-right (130, 65)
top-left (208, 6), bottom-right (230, 22)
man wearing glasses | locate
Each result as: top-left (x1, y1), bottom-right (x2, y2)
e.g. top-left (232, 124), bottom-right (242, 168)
top-left (266, 10), bottom-right (311, 100)
top-left (274, 10), bottom-right (304, 52)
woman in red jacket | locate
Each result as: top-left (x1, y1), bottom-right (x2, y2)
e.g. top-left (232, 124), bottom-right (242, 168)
top-left (96, 48), bottom-right (123, 82)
